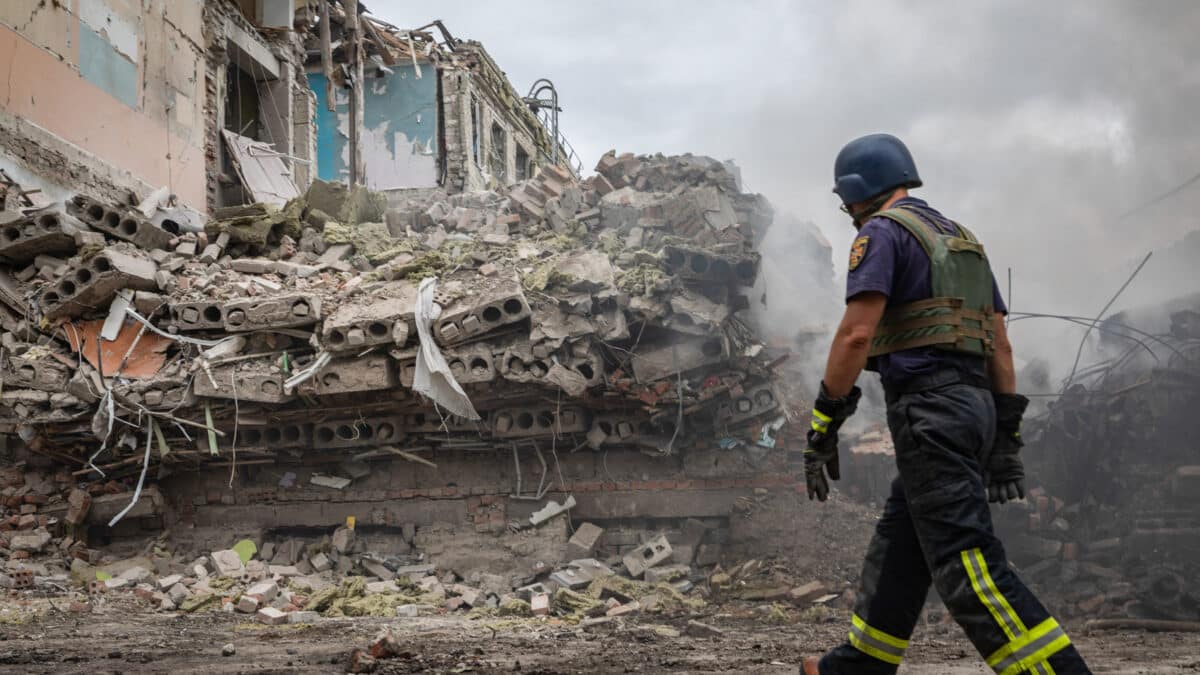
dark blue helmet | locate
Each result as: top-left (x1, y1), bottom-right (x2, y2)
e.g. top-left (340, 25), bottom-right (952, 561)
top-left (832, 134), bottom-right (922, 205)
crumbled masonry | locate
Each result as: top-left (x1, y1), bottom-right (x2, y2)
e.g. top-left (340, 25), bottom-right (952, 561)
top-left (0, 152), bottom-right (776, 479)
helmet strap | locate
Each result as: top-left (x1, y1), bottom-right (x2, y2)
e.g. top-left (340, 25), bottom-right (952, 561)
top-left (850, 190), bottom-right (897, 228)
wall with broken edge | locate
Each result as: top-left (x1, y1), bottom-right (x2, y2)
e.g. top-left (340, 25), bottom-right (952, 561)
top-left (307, 63), bottom-right (440, 190)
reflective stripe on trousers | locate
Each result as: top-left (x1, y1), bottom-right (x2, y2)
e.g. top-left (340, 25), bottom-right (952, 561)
top-left (963, 548), bottom-right (1071, 675)
top-left (847, 614), bottom-right (909, 665)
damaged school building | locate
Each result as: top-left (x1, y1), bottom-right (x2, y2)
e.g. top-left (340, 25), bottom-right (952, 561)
top-left (1, 0), bottom-right (1197, 632)
top-left (0, 0), bottom-right (807, 617)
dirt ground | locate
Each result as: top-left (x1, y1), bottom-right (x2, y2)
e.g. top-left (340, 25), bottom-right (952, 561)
top-left (0, 596), bottom-right (1197, 674)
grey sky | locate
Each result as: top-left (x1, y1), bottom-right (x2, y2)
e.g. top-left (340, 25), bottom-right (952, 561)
top-left (376, 0), bottom-right (1200, 369)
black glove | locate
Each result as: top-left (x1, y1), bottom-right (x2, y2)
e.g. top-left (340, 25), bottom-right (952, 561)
top-left (987, 393), bottom-right (1030, 504)
top-left (805, 382), bottom-right (862, 501)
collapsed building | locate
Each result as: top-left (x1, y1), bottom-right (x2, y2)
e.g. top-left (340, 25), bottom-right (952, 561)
top-left (0, 0), bottom-right (831, 624)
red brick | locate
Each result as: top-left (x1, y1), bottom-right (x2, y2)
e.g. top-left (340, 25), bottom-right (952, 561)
top-left (480, 494), bottom-right (495, 506)
top-left (489, 511), bottom-right (506, 523)
top-left (466, 496), bottom-right (482, 510)
top-left (400, 489), bottom-right (417, 499)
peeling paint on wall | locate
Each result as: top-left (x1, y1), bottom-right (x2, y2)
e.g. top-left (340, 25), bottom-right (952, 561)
top-left (307, 62), bottom-right (439, 189)
top-left (79, 0), bottom-right (139, 61)
top-left (79, 23), bottom-right (138, 109)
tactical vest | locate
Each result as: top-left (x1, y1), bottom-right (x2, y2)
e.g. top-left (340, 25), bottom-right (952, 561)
top-left (868, 206), bottom-right (996, 358)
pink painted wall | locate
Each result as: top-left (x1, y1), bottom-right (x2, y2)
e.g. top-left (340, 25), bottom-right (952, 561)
top-left (0, 23), bottom-right (206, 210)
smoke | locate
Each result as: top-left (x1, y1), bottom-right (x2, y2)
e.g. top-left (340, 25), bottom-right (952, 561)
top-left (384, 0), bottom-right (1200, 387)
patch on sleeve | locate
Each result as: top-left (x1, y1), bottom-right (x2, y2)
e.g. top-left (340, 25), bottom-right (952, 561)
top-left (848, 236), bottom-right (870, 271)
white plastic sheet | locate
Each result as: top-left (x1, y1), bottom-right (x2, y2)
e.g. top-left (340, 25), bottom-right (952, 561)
top-left (412, 278), bottom-right (480, 420)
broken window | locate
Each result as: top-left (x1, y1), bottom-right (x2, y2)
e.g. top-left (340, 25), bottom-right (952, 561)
top-left (489, 122), bottom-right (507, 182)
top-left (470, 94), bottom-right (481, 168)
top-left (219, 26), bottom-right (294, 208)
top-left (515, 144), bottom-right (530, 182)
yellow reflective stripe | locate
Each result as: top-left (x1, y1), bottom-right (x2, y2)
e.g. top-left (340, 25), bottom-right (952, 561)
top-left (852, 614), bottom-right (909, 650)
top-left (986, 618), bottom-right (1061, 668)
top-left (848, 631), bottom-right (903, 665)
top-left (997, 634), bottom-right (1071, 675)
top-left (962, 548), bottom-right (1026, 641)
top-left (811, 409), bottom-right (832, 433)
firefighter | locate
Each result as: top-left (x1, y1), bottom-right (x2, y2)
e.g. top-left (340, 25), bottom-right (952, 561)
top-left (801, 134), bottom-right (1091, 674)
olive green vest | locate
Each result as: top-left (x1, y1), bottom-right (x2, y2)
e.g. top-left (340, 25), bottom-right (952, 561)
top-left (868, 206), bottom-right (996, 358)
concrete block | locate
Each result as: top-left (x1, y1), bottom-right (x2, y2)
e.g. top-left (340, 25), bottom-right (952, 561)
top-left (157, 574), bottom-right (183, 590)
top-left (321, 285), bottom-right (416, 353)
top-left (662, 244), bottom-right (759, 287)
top-left (309, 552), bottom-right (332, 572)
top-left (230, 258), bottom-right (275, 274)
top-left (645, 565), bottom-right (690, 585)
top-left (492, 406), bottom-right (588, 439)
top-left (235, 423), bottom-right (310, 449)
top-left (549, 567), bottom-right (593, 590)
top-left (288, 610), bottom-right (320, 623)
top-left (40, 249), bottom-right (159, 320)
top-left (712, 383), bottom-right (780, 427)
top-left (312, 415), bottom-right (404, 449)
top-left (192, 359), bottom-right (291, 404)
top-left (567, 522), bottom-right (605, 559)
top-left (5, 355), bottom-right (71, 393)
top-left (531, 592), bottom-right (550, 616)
top-left (256, 607), bottom-right (288, 625)
top-left (0, 210), bottom-right (79, 263)
top-left (268, 565), bottom-right (300, 577)
top-left (169, 300), bottom-right (225, 330)
top-left (434, 280), bottom-right (531, 345)
top-left (331, 527), bottom-right (355, 554)
top-left (223, 294), bottom-right (320, 332)
top-left (236, 595), bottom-right (260, 613)
top-left (211, 549), bottom-right (245, 576)
top-left (246, 581), bottom-right (278, 602)
top-left (69, 195), bottom-right (173, 250)
top-left (623, 535), bottom-right (672, 578)
top-left (310, 354), bottom-right (397, 395)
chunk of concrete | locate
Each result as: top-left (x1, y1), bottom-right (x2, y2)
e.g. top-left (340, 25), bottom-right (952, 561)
top-left (567, 522), bottom-right (604, 559)
top-left (236, 595), bottom-right (260, 613)
top-left (10, 529), bottom-right (52, 552)
top-left (623, 535), bottom-right (672, 578)
top-left (210, 549), bottom-right (245, 577)
top-left (531, 592), bottom-right (550, 616)
top-left (529, 495), bottom-right (577, 526)
top-left (257, 606), bottom-right (288, 625)
top-left (245, 581), bottom-right (278, 602)
top-left (331, 526), bottom-right (355, 554)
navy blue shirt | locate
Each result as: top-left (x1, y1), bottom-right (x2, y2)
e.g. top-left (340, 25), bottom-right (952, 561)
top-left (845, 197), bottom-right (1007, 391)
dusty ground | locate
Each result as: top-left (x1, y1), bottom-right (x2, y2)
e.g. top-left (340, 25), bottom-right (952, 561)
top-left (0, 596), bottom-right (1197, 674)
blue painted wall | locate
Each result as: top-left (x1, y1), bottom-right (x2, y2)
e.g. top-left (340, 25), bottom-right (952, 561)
top-left (79, 24), bottom-right (138, 109)
top-left (307, 62), bottom-right (440, 189)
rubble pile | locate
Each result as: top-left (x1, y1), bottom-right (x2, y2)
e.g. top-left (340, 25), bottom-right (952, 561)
top-left (996, 310), bottom-right (1200, 621)
top-left (0, 151), bottom-right (781, 496)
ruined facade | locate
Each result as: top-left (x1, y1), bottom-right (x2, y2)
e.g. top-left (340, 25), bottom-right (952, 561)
top-left (302, 15), bottom-right (579, 196)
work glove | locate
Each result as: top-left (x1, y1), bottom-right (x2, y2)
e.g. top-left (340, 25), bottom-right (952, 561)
top-left (805, 382), bottom-right (862, 501)
top-left (987, 392), bottom-right (1030, 504)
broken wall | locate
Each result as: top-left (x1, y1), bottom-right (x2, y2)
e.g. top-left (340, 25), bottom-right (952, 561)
top-left (203, 1), bottom-right (315, 211)
top-left (441, 43), bottom-right (570, 194)
top-left (0, 0), bottom-right (207, 210)
top-left (307, 63), bottom-right (440, 189)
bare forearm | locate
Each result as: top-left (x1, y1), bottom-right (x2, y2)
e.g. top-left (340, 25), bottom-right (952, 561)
top-left (822, 331), bottom-right (870, 398)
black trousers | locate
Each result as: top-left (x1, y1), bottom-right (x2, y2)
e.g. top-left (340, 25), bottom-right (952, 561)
top-left (819, 375), bottom-right (1091, 675)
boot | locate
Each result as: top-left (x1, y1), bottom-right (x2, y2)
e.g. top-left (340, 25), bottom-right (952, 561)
top-left (801, 656), bottom-right (820, 675)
